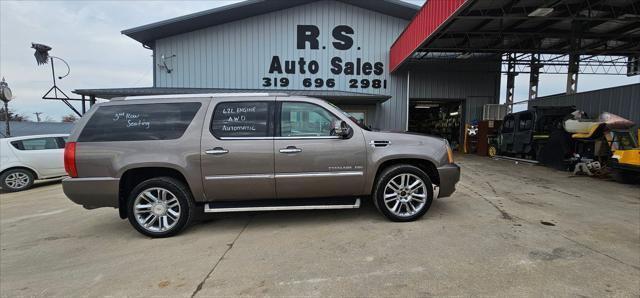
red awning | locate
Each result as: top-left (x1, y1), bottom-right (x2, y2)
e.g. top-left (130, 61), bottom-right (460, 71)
top-left (389, 0), bottom-right (640, 73)
top-left (389, 0), bottom-right (468, 72)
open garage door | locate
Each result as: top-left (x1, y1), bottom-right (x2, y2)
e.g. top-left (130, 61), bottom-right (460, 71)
top-left (408, 99), bottom-right (464, 150)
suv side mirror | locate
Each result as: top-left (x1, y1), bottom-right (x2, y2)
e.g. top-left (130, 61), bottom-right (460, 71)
top-left (332, 120), bottom-right (352, 138)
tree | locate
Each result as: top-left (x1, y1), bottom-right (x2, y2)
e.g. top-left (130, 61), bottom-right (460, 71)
top-left (0, 107), bottom-right (29, 121)
top-left (61, 114), bottom-right (78, 123)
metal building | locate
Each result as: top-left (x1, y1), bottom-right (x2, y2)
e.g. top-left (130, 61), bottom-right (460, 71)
top-left (75, 0), bottom-right (502, 148)
top-left (529, 83), bottom-right (640, 131)
top-left (74, 0), bottom-right (638, 149)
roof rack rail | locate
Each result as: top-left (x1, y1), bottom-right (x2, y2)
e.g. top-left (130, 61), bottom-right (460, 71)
top-left (122, 93), bottom-right (290, 100)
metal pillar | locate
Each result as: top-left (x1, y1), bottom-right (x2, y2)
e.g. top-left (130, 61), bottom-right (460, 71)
top-left (529, 54), bottom-right (540, 100)
top-left (566, 54), bottom-right (579, 94)
top-left (3, 101), bottom-right (9, 137)
top-left (505, 53), bottom-right (518, 113)
top-left (81, 95), bottom-right (86, 114)
top-left (90, 95), bottom-right (96, 107)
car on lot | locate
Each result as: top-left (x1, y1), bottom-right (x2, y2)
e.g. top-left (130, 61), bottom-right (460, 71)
top-left (493, 106), bottom-right (575, 160)
top-left (62, 93), bottom-right (460, 237)
top-left (1, 134), bottom-right (69, 192)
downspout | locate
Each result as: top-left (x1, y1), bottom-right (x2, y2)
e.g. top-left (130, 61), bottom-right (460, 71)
top-left (406, 70), bottom-right (410, 131)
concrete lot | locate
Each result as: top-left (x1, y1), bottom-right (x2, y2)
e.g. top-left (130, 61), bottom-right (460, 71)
top-left (1, 155), bottom-right (639, 297)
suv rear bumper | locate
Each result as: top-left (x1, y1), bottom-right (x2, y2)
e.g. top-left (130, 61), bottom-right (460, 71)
top-left (62, 177), bottom-right (120, 209)
top-left (436, 163), bottom-right (460, 198)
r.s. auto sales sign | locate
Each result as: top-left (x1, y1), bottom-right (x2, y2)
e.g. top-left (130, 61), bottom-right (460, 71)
top-left (262, 25), bottom-right (387, 90)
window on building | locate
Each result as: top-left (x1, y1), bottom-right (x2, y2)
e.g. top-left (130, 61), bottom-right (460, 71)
top-left (211, 101), bottom-right (272, 138)
top-left (280, 102), bottom-right (339, 137)
top-left (78, 102), bottom-right (201, 142)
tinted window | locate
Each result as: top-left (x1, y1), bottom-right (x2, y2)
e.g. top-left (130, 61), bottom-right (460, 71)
top-left (539, 116), bottom-right (564, 132)
top-left (280, 102), bottom-right (339, 137)
top-left (518, 113), bottom-right (533, 131)
top-left (502, 116), bottom-right (515, 133)
top-left (11, 137), bottom-right (60, 150)
top-left (211, 101), bottom-right (272, 138)
top-left (56, 137), bottom-right (67, 148)
top-left (78, 102), bottom-right (201, 142)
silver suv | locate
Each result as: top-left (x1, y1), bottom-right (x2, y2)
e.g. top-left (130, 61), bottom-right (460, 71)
top-left (63, 94), bottom-right (459, 237)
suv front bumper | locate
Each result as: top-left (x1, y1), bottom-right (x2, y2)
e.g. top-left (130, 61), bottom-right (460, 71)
top-left (436, 163), bottom-right (460, 198)
top-left (62, 177), bottom-right (120, 209)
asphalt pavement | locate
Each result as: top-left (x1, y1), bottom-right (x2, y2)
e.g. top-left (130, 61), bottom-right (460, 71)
top-left (1, 155), bottom-right (638, 297)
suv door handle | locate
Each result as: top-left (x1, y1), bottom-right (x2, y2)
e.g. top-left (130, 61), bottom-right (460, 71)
top-left (279, 146), bottom-right (302, 154)
top-left (205, 147), bottom-right (229, 155)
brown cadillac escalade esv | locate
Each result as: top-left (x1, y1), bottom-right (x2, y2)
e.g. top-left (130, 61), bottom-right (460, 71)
top-left (63, 93), bottom-right (459, 237)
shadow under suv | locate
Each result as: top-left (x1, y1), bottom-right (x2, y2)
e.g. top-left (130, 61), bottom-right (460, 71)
top-left (62, 93), bottom-right (459, 237)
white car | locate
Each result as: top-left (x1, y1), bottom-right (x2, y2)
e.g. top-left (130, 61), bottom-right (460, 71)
top-left (0, 134), bottom-right (68, 192)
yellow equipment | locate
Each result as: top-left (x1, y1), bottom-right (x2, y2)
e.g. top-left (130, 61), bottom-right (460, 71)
top-left (609, 129), bottom-right (640, 184)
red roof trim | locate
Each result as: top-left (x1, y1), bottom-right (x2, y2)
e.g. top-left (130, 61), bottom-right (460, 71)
top-left (389, 0), bottom-right (468, 73)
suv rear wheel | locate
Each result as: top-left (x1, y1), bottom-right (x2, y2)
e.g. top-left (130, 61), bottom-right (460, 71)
top-left (127, 177), bottom-right (194, 238)
top-left (373, 164), bottom-right (434, 222)
top-left (1, 168), bottom-right (35, 192)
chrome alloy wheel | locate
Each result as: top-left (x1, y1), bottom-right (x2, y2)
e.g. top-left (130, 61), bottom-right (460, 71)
top-left (133, 187), bottom-right (181, 233)
top-left (383, 173), bottom-right (427, 217)
top-left (5, 172), bottom-right (30, 189)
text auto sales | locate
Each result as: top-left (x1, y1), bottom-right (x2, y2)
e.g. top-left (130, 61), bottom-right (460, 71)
top-left (263, 25), bottom-right (387, 89)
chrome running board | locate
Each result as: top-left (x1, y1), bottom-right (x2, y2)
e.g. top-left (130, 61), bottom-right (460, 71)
top-left (204, 198), bottom-right (361, 213)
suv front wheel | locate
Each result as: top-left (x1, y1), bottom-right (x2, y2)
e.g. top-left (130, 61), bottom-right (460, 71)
top-left (373, 165), bottom-right (434, 222)
top-left (127, 177), bottom-right (194, 238)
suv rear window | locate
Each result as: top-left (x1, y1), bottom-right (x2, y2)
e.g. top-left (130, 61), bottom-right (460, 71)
top-left (78, 102), bottom-right (201, 142)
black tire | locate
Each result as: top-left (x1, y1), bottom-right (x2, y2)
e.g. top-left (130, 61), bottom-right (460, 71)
top-left (127, 177), bottom-right (194, 238)
top-left (0, 168), bottom-right (35, 192)
top-left (373, 164), bottom-right (434, 222)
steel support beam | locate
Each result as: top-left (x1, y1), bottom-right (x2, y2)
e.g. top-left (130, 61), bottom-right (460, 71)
top-left (566, 54), bottom-right (580, 94)
top-left (505, 53), bottom-right (518, 113)
top-left (529, 54), bottom-right (540, 100)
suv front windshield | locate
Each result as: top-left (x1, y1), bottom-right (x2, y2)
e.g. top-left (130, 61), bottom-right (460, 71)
top-left (326, 101), bottom-right (371, 131)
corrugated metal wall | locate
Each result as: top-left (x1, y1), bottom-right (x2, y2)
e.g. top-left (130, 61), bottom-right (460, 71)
top-left (153, 0), bottom-right (500, 131)
top-left (408, 60), bottom-right (501, 123)
top-left (154, 0), bottom-right (410, 130)
top-left (528, 83), bottom-right (640, 131)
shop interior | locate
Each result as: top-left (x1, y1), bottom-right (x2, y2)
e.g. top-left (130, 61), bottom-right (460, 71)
top-left (408, 100), bottom-right (463, 150)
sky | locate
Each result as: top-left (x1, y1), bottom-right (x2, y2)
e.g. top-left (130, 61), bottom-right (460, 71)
top-left (1, 0), bottom-right (638, 121)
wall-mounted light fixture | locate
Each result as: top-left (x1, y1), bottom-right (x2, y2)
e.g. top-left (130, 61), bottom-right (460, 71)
top-left (158, 54), bottom-right (176, 74)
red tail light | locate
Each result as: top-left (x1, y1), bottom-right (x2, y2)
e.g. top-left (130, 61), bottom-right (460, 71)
top-left (64, 142), bottom-right (78, 178)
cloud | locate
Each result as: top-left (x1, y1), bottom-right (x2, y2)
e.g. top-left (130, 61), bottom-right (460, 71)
top-left (1, 0), bottom-right (638, 120)
top-left (1, 0), bottom-right (238, 120)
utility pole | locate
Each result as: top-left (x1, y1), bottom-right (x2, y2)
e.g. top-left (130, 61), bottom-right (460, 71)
top-left (33, 112), bottom-right (43, 122)
top-left (0, 78), bottom-right (12, 137)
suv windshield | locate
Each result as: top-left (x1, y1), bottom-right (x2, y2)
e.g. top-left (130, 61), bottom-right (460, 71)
top-left (326, 101), bottom-right (371, 131)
